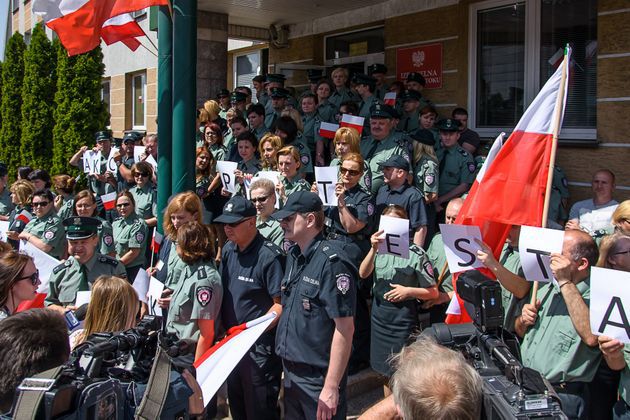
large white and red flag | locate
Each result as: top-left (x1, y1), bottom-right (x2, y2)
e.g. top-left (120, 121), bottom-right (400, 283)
top-left (33, 0), bottom-right (168, 56)
top-left (193, 312), bottom-right (277, 406)
top-left (445, 47), bottom-right (571, 324)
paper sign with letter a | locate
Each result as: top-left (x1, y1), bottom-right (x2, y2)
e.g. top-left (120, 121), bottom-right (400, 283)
top-left (147, 277), bottom-right (165, 317)
top-left (314, 166), bottom-right (338, 207)
top-left (518, 225), bottom-right (564, 283)
top-left (591, 267), bottom-right (630, 344)
top-left (217, 161), bottom-right (238, 194)
top-left (439, 224), bottom-right (483, 273)
top-left (377, 215), bottom-right (410, 259)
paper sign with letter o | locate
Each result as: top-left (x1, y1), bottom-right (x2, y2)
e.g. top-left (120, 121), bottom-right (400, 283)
top-left (518, 225), bottom-right (564, 283)
top-left (590, 267), bottom-right (630, 344)
top-left (217, 161), bottom-right (238, 194)
top-left (314, 166), bottom-right (339, 207)
top-left (439, 224), bottom-right (484, 273)
top-left (377, 215), bottom-right (410, 259)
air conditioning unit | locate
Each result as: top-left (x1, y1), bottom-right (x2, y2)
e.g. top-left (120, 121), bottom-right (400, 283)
top-left (269, 24), bottom-right (289, 49)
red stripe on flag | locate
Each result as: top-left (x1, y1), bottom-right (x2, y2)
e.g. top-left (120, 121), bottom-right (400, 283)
top-left (101, 20), bottom-right (144, 46)
top-left (16, 293), bottom-right (47, 312)
top-left (193, 323), bottom-right (248, 368)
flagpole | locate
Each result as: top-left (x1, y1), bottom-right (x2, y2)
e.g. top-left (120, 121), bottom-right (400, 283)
top-left (531, 45), bottom-right (570, 305)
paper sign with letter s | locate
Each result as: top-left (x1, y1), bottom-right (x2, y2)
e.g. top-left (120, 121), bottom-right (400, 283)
top-left (439, 224), bottom-right (483, 273)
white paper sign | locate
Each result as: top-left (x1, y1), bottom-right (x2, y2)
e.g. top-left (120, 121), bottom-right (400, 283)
top-left (83, 150), bottom-right (100, 174)
top-left (518, 225), bottom-right (565, 283)
top-left (147, 276), bottom-right (165, 317)
top-left (132, 269), bottom-right (150, 304)
top-left (440, 224), bottom-right (484, 273)
top-left (591, 267), bottom-right (630, 344)
top-left (75, 291), bottom-right (92, 307)
top-left (314, 166), bottom-right (339, 207)
top-left (145, 154), bottom-right (158, 171)
top-left (377, 215), bottom-right (410, 259)
top-left (106, 147), bottom-right (119, 176)
top-left (0, 221), bottom-right (9, 242)
top-left (133, 145), bottom-right (146, 162)
top-left (19, 240), bottom-right (61, 294)
top-left (217, 161), bottom-right (238, 194)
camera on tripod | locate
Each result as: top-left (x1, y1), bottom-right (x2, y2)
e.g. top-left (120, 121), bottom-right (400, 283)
top-left (421, 271), bottom-right (567, 420)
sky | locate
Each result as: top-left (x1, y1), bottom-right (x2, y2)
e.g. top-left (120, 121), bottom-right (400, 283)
top-left (0, 0), bottom-right (8, 60)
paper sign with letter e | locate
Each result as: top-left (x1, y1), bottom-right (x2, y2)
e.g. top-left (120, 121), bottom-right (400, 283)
top-left (591, 267), bottom-right (630, 343)
top-left (217, 161), bottom-right (238, 194)
top-left (439, 224), bottom-right (483, 273)
top-left (146, 277), bottom-right (165, 317)
top-left (314, 166), bottom-right (339, 206)
top-left (518, 225), bottom-right (564, 283)
top-left (377, 215), bottom-right (410, 259)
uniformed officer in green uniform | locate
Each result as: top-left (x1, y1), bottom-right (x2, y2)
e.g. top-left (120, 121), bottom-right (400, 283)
top-left (217, 89), bottom-right (231, 120)
top-left (411, 130), bottom-right (439, 199)
top-left (250, 178), bottom-right (285, 248)
top-left (405, 72), bottom-right (431, 110)
top-left (0, 163), bottom-right (14, 220)
top-left (354, 73), bottom-right (381, 137)
top-left (434, 118), bottom-right (476, 213)
top-left (90, 131), bottom-right (117, 197)
top-left (20, 189), bottom-right (65, 259)
top-left (360, 104), bottom-right (411, 195)
top-left (112, 192), bottom-right (148, 280)
top-left (368, 64), bottom-right (390, 101)
top-left (300, 92), bottom-right (325, 163)
top-left (247, 103), bottom-right (269, 142)
top-left (515, 230), bottom-right (601, 418)
top-left (397, 90), bottom-right (422, 133)
top-left (265, 87), bottom-right (290, 129)
top-left (45, 216), bottom-right (127, 312)
top-left (329, 67), bottom-right (360, 109)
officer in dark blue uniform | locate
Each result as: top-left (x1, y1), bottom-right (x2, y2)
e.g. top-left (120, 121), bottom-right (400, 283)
top-left (273, 192), bottom-right (357, 420)
top-left (215, 196), bottom-right (285, 420)
top-left (375, 154), bottom-right (428, 247)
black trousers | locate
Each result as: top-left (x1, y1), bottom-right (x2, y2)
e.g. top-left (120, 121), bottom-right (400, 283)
top-left (587, 359), bottom-right (620, 420)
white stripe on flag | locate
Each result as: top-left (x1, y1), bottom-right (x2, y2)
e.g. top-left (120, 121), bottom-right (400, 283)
top-left (341, 114), bottom-right (364, 126)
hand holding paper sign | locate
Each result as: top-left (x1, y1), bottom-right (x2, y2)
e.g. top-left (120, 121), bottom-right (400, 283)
top-left (518, 226), bottom-right (564, 283)
top-left (377, 216), bottom-right (410, 259)
top-left (314, 166), bottom-right (339, 206)
top-left (439, 224), bottom-right (483, 273)
top-left (591, 267), bottom-right (630, 344)
top-left (217, 161), bottom-right (238, 194)
top-left (598, 336), bottom-right (626, 370)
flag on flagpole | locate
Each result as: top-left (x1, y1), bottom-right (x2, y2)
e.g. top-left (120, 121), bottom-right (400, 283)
top-left (319, 122), bottom-right (339, 139)
top-left (101, 14), bottom-right (144, 51)
top-left (445, 47), bottom-right (572, 324)
top-left (384, 92), bottom-right (396, 106)
top-left (151, 230), bottom-right (164, 254)
top-left (101, 192), bottom-right (117, 211)
top-left (340, 114), bottom-right (364, 136)
top-left (16, 210), bottom-right (33, 225)
top-left (193, 313), bottom-right (277, 406)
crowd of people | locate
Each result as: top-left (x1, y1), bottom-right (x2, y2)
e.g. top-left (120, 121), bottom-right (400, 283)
top-left (0, 66), bottom-right (629, 420)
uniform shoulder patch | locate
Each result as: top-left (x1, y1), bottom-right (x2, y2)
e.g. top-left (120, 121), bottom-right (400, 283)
top-left (458, 148), bottom-right (470, 157)
top-left (198, 267), bottom-right (207, 279)
top-left (321, 244), bottom-right (340, 261)
top-left (264, 240), bottom-right (283, 255)
top-left (196, 286), bottom-right (212, 307)
top-left (53, 260), bottom-right (71, 274)
top-left (335, 273), bottom-right (351, 295)
top-left (99, 255), bottom-right (120, 267)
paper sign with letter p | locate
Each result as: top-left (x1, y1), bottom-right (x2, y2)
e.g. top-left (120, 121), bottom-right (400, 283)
top-left (217, 161), bottom-right (238, 194)
top-left (377, 215), bottom-right (410, 259)
top-left (591, 267), bottom-right (630, 344)
top-left (518, 225), bottom-right (564, 283)
top-left (439, 224), bottom-right (483, 273)
top-left (314, 166), bottom-right (339, 206)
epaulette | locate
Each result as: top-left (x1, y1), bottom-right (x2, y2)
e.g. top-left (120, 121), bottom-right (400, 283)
top-left (321, 244), bottom-right (340, 262)
top-left (198, 266), bottom-right (208, 279)
top-left (98, 255), bottom-right (120, 267)
top-left (264, 240), bottom-right (283, 255)
top-left (458, 148), bottom-right (470, 157)
top-left (53, 259), bottom-right (72, 274)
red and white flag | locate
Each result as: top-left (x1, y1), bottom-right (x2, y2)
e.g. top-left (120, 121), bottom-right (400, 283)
top-left (384, 92), bottom-right (396, 106)
top-left (33, 0), bottom-right (168, 56)
top-left (101, 191), bottom-right (117, 211)
top-left (151, 229), bottom-right (164, 254)
top-left (446, 47), bottom-right (571, 324)
top-left (319, 122), bottom-right (339, 139)
top-left (101, 13), bottom-right (144, 51)
top-left (340, 114), bottom-right (364, 136)
top-left (194, 312), bottom-right (277, 406)
top-left (16, 210), bottom-right (33, 225)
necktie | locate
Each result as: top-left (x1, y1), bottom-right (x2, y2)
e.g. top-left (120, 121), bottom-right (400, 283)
top-left (439, 149), bottom-right (449, 174)
top-left (500, 246), bottom-right (514, 265)
top-left (78, 265), bottom-right (89, 292)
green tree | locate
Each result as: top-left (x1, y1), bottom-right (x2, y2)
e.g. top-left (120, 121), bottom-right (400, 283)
top-left (0, 33), bottom-right (26, 176)
top-left (21, 23), bottom-right (56, 171)
top-left (51, 44), bottom-right (108, 177)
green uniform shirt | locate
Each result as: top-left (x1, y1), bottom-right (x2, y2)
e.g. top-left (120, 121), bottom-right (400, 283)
top-left (251, 125), bottom-right (270, 142)
top-left (414, 155), bottom-right (439, 195)
top-left (426, 233), bottom-right (452, 293)
top-left (281, 176), bottom-right (311, 206)
top-left (374, 84), bottom-right (390, 101)
top-left (329, 87), bottom-right (360, 109)
top-left (520, 279), bottom-right (601, 383)
top-left (548, 166), bottom-right (570, 224)
top-left (358, 95), bottom-right (380, 136)
top-left (210, 144), bottom-right (227, 162)
top-left (56, 197), bottom-right (74, 221)
top-left (97, 216), bottom-right (115, 255)
top-left (290, 134), bottom-right (314, 176)
top-left (24, 211), bottom-right (65, 259)
top-left (618, 346), bottom-right (630, 405)
top-left (164, 241), bottom-right (187, 289)
top-left (257, 217), bottom-right (284, 249)
top-left (0, 187), bottom-right (14, 216)
top-left (166, 260), bottom-right (222, 340)
top-left (45, 253), bottom-right (127, 306)
top-left (397, 109), bottom-right (420, 133)
top-left (302, 112), bottom-right (324, 152)
top-left (112, 214), bottom-right (148, 268)
top-left (498, 245), bottom-right (525, 332)
top-left (436, 145), bottom-right (476, 196)
top-left (130, 184), bottom-right (157, 220)
top-left (360, 133), bottom-right (411, 195)
top-left (317, 101), bottom-right (337, 124)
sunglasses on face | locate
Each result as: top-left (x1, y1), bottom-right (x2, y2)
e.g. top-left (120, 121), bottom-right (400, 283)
top-left (251, 195), bottom-right (270, 204)
top-left (340, 167), bottom-right (361, 177)
top-left (32, 201), bottom-right (50, 208)
top-left (134, 173), bottom-right (149, 178)
top-left (18, 270), bottom-right (39, 286)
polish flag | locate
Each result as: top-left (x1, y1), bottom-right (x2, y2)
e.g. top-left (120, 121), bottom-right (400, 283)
top-left (151, 229), bottom-right (164, 254)
top-left (446, 47), bottom-right (571, 324)
top-left (194, 312), bottom-right (277, 406)
top-left (101, 14), bottom-right (144, 51)
top-left (384, 92), bottom-right (396, 106)
top-left (101, 192), bottom-right (117, 211)
top-left (16, 210), bottom-right (33, 225)
top-left (340, 114), bottom-right (364, 136)
top-left (319, 122), bottom-right (339, 139)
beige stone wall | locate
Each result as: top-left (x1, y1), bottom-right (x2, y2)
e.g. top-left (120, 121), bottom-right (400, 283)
top-left (146, 68), bottom-right (157, 135)
top-left (109, 75), bottom-right (126, 137)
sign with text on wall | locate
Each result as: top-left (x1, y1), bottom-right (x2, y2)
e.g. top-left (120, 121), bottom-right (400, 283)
top-left (396, 43), bottom-right (443, 89)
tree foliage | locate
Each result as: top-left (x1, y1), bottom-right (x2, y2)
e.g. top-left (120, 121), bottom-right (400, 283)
top-left (0, 33), bottom-right (26, 177)
top-left (21, 23), bottom-right (56, 171)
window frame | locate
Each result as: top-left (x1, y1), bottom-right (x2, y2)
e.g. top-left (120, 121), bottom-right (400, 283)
top-left (131, 73), bottom-right (146, 130)
top-left (233, 50), bottom-right (262, 90)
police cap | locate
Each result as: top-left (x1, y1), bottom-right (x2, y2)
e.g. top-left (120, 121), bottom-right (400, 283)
top-left (123, 131), bottom-right (142, 144)
top-left (266, 74), bottom-right (286, 84)
top-left (436, 118), bottom-right (462, 132)
top-left (307, 69), bottom-right (324, 83)
top-left (230, 91), bottom-right (247, 103)
top-left (217, 88), bottom-right (230, 98)
top-left (410, 129), bottom-right (436, 146)
top-left (272, 191), bottom-right (323, 221)
top-left (95, 130), bottom-right (112, 142)
top-left (378, 154), bottom-right (410, 172)
top-left (214, 195), bottom-right (257, 224)
top-left (352, 73), bottom-right (376, 88)
top-left (63, 216), bottom-right (101, 240)
top-left (406, 72), bottom-right (426, 87)
top-left (400, 90), bottom-right (422, 103)
top-left (370, 103), bottom-right (395, 119)
top-left (270, 87), bottom-right (290, 99)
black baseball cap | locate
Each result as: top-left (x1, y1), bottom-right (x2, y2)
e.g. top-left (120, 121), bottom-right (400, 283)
top-left (214, 195), bottom-right (257, 224)
top-left (272, 191), bottom-right (323, 221)
top-left (379, 154), bottom-right (410, 172)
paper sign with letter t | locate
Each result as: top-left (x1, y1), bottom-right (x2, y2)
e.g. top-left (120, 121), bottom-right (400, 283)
top-left (439, 224), bottom-right (483, 273)
top-left (591, 267), bottom-right (630, 344)
top-left (518, 225), bottom-right (564, 283)
top-left (377, 215), bottom-right (410, 259)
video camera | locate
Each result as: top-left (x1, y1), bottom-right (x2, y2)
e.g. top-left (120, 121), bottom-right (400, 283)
top-left (421, 271), bottom-right (567, 419)
top-left (12, 316), bottom-right (195, 419)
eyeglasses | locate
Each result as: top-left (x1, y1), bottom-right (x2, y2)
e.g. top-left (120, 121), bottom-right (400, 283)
top-left (226, 217), bottom-right (252, 228)
top-left (18, 270), bottom-right (39, 286)
top-left (116, 202), bottom-right (131, 208)
top-left (32, 201), bottom-right (50, 208)
top-left (134, 173), bottom-right (149, 178)
top-left (613, 250), bottom-right (630, 256)
top-left (340, 167), bottom-right (361, 177)
top-left (205, 132), bottom-right (218, 137)
top-left (251, 195), bottom-right (270, 204)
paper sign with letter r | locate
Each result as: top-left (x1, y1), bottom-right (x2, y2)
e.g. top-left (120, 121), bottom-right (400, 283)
top-left (518, 225), bottom-right (564, 283)
top-left (439, 224), bottom-right (483, 273)
top-left (590, 267), bottom-right (630, 344)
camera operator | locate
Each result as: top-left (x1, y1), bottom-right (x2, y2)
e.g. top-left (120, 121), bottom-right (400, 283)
top-left (515, 229), bottom-right (601, 419)
top-left (359, 336), bottom-right (482, 420)
top-left (0, 309), bottom-right (70, 414)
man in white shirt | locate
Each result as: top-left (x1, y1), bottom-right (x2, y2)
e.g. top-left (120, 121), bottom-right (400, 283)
top-left (566, 169), bottom-right (618, 238)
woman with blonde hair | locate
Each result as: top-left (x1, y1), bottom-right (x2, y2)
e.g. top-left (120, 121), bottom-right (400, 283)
top-left (70, 275), bottom-right (139, 348)
top-left (612, 200), bottom-right (630, 235)
top-left (258, 134), bottom-right (283, 171)
top-left (329, 127), bottom-right (372, 191)
top-left (275, 146), bottom-right (310, 205)
top-left (5, 180), bottom-right (34, 249)
top-left (52, 174), bottom-right (76, 221)
top-left (329, 67), bottom-right (359, 109)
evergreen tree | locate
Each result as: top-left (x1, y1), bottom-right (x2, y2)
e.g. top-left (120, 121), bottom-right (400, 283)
top-left (0, 33), bottom-right (26, 176)
top-left (51, 44), bottom-right (107, 177)
top-left (21, 23), bottom-right (56, 171)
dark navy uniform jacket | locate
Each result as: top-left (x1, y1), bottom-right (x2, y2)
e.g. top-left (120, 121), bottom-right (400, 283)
top-left (325, 185), bottom-right (374, 238)
top-left (375, 182), bottom-right (427, 232)
top-left (220, 233), bottom-right (285, 329)
top-left (275, 235), bottom-right (357, 369)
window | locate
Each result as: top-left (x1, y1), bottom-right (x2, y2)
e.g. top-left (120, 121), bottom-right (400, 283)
top-left (101, 80), bottom-right (111, 115)
top-left (12, 0), bottom-right (19, 12)
top-left (325, 27), bottom-right (384, 61)
top-left (132, 73), bottom-right (146, 129)
top-left (469, 0), bottom-right (597, 141)
top-left (234, 51), bottom-right (261, 93)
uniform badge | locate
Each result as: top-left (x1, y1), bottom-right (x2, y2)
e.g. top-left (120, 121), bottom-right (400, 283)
top-left (104, 235), bottom-right (113, 246)
top-left (562, 177), bottom-right (568, 188)
top-left (135, 232), bottom-right (145, 243)
top-left (423, 261), bottom-right (435, 278)
top-left (225, 203), bottom-right (234, 212)
top-left (74, 217), bottom-right (81, 225)
top-left (424, 174), bottom-right (434, 186)
top-left (302, 298), bottom-right (311, 311)
top-left (196, 187), bottom-right (205, 197)
top-left (196, 286), bottom-right (212, 307)
top-left (468, 163), bottom-right (476, 173)
top-left (336, 274), bottom-right (350, 295)
top-left (365, 175), bottom-right (371, 190)
top-left (367, 203), bottom-right (375, 216)
top-left (301, 155), bottom-right (310, 165)
top-left (44, 231), bottom-right (54, 240)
